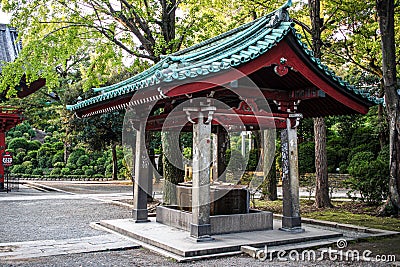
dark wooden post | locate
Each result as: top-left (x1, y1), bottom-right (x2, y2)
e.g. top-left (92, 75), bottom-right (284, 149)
top-left (132, 119), bottom-right (150, 223)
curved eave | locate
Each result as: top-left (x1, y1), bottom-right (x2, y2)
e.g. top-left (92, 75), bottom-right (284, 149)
top-left (286, 33), bottom-right (381, 111)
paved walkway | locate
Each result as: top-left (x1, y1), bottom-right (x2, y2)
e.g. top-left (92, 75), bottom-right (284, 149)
top-left (0, 234), bottom-right (139, 260)
top-left (0, 183), bottom-right (137, 261)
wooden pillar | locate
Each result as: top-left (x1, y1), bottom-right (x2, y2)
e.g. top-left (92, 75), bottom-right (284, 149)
top-left (186, 105), bottom-right (214, 241)
top-left (0, 132), bottom-right (5, 191)
top-left (132, 120), bottom-right (150, 223)
top-left (280, 117), bottom-right (304, 232)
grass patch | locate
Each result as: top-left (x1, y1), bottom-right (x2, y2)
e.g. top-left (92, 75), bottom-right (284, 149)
top-left (255, 199), bottom-right (400, 232)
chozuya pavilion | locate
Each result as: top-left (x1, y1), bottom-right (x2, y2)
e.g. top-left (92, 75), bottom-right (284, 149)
top-left (67, 0), bottom-right (379, 251)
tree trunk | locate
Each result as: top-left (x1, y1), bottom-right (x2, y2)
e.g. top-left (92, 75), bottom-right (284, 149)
top-left (378, 104), bottom-right (387, 149)
top-left (261, 129), bottom-right (277, 200)
top-left (111, 143), bottom-right (118, 180)
top-left (314, 117), bottom-right (332, 208)
top-left (162, 131), bottom-right (184, 205)
top-left (376, 0), bottom-right (400, 215)
top-left (309, 0), bottom-right (332, 208)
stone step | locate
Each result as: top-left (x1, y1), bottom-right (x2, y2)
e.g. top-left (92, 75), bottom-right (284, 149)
top-left (0, 234), bottom-right (140, 260)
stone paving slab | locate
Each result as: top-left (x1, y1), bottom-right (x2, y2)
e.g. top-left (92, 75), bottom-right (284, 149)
top-left (100, 218), bottom-right (343, 258)
top-left (0, 234), bottom-right (140, 260)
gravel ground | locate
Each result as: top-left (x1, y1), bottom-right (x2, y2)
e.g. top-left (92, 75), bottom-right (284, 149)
top-left (0, 198), bottom-right (131, 242)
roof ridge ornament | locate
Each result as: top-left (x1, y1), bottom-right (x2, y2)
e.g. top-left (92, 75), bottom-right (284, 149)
top-left (281, 0), bottom-right (292, 9)
top-left (267, 0), bottom-right (292, 28)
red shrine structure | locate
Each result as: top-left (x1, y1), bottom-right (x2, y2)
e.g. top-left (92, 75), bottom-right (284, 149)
top-left (67, 0), bottom-right (380, 244)
top-left (0, 24), bottom-right (46, 190)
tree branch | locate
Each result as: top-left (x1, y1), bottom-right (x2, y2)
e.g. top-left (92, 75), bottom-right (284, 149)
top-left (293, 18), bottom-right (312, 34)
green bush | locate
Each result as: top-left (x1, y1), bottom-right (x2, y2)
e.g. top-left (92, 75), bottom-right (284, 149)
top-left (67, 148), bottom-right (86, 165)
top-left (61, 167), bottom-right (71, 175)
top-left (95, 165), bottom-right (105, 174)
top-left (52, 142), bottom-right (64, 151)
top-left (298, 141), bottom-right (315, 174)
top-left (8, 138), bottom-right (29, 150)
top-left (23, 155), bottom-right (32, 162)
top-left (13, 130), bottom-right (23, 138)
top-left (50, 168), bottom-right (61, 175)
top-left (52, 152), bottom-right (64, 165)
top-left (28, 129), bottom-right (36, 138)
top-left (27, 150), bottom-right (38, 159)
top-left (65, 163), bottom-right (77, 170)
top-left (105, 164), bottom-right (113, 176)
top-left (72, 169), bottom-right (84, 175)
top-left (23, 133), bottom-right (30, 140)
top-left (27, 140), bottom-right (41, 151)
top-left (76, 155), bottom-right (90, 167)
top-left (85, 168), bottom-right (94, 177)
top-left (43, 136), bottom-right (53, 143)
top-left (54, 162), bottom-right (65, 168)
top-left (32, 168), bottom-right (44, 175)
top-left (21, 161), bottom-right (33, 168)
top-left (11, 165), bottom-right (25, 174)
top-left (346, 151), bottom-right (389, 203)
top-left (246, 149), bottom-right (260, 171)
top-left (24, 167), bottom-right (33, 174)
top-left (14, 151), bottom-right (26, 165)
top-left (38, 157), bottom-right (52, 169)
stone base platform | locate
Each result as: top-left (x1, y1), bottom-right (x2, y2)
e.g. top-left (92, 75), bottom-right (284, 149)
top-left (156, 206), bottom-right (273, 234)
top-left (99, 218), bottom-right (342, 259)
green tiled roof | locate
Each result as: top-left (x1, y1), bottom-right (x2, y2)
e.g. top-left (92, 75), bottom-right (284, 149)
top-left (66, 0), bottom-right (381, 112)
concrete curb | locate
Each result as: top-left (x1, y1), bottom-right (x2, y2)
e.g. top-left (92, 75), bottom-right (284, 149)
top-left (273, 214), bottom-right (400, 238)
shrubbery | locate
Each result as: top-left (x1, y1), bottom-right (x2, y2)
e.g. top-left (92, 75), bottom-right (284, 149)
top-left (345, 149), bottom-right (389, 203)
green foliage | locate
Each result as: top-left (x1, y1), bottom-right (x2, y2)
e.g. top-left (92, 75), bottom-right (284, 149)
top-left (27, 141), bottom-right (41, 151)
top-left (76, 155), bottom-right (90, 167)
top-left (67, 148), bottom-right (86, 165)
top-left (246, 149), bottom-right (260, 171)
top-left (14, 151), bottom-right (26, 165)
top-left (52, 152), bottom-right (64, 165)
top-left (298, 141), bottom-right (315, 174)
top-left (12, 165), bottom-right (25, 174)
top-left (32, 168), bottom-right (44, 175)
top-left (72, 169), bottom-right (84, 175)
top-left (61, 168), bottom-right (71, 176)
top-left (50, 168), bottom-right (61, 175)
top-left (346, 151), bottom-right (389, 203)
top-left (8, 138), bottom-right (28, 150)
top-left (54, 162), bottom-right (65, 168)
top-left (85, 168), bottom-right (94, 177)
top-left (52, 142), bottom-right (64, 151)
top-left (65, 163), bottom-right (77, 170)
top-left (183, 147), bottom-right (192, 160)
top-left (13, 130), bottom-right (22, 138)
